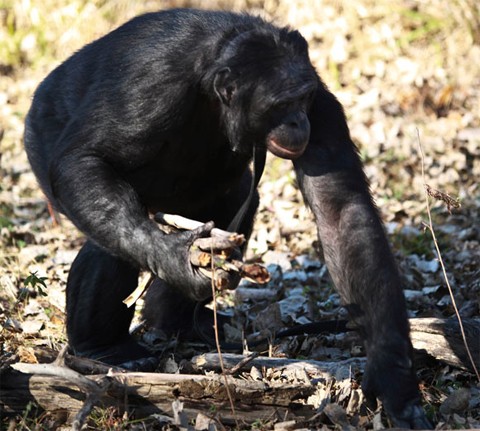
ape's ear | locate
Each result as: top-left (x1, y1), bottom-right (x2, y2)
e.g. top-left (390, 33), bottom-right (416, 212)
top-left (214, 67), bottom-right (236, 106)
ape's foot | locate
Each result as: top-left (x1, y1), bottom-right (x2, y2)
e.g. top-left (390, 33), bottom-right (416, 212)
top-left (72, 337), bottom-right (159, 371)
top-left (362, 351), bottom-right (433, 430)
top-left (388, 400), bottom-right (433, 430)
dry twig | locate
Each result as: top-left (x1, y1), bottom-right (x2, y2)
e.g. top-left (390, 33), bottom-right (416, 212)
top-left (209, 240), bottom-right (239, 428)
top-left (156, 212), bottom-right (270, 288)
top-left (417, 131), bottom-right (479, 381)
top-left (123, 214), bottom-right (270, 307)
top-left (123, 272), bottom-right (155, 308)
top-left (155, 213), bottom-right (245, 244)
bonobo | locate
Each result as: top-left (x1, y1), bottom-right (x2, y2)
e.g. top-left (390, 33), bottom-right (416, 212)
top-left (25, 8), bottom-right (431, 428)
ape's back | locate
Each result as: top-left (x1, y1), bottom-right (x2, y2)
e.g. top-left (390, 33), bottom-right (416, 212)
top-left (24, 9), bottom-right (272, 201)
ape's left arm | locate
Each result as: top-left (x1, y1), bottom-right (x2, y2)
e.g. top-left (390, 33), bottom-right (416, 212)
top-left (294, 86), bottom-right (431, 429)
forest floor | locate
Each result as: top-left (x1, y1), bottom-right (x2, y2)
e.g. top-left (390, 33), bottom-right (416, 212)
top-left (1, 0), bottom-right (479, 429)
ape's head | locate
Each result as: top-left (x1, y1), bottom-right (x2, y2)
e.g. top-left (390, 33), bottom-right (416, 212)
top-left (213, 27), bottom-right (318, 159)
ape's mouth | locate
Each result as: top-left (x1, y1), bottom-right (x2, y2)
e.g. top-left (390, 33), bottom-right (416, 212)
top-left (267, 137), bottom-right (307, 160)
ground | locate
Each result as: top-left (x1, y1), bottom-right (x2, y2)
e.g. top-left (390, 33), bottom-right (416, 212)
top-left (0, 0), bottom-right (479, 429)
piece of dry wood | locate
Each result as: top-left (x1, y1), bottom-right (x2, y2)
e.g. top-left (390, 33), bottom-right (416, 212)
top-left (193, 236), bottom-right (241, 252)
top-left (234, 286), bottom-right (279, 302)
top-left (155, 212), bottom-right (270, 287)
top-left (192, 353), bottom-right (366, 379)
top-left (198, 267), bottom-right (231, 290)
top-left (123, 272), bottom-right (155, 308)
top-left (1, 364), bottom-right (315, 425)
top-left (190, 248), bottom-right (270, 285)
top-left (10, 359), bottom-right (116, 430)
top-left (238, 263), bottom-right (271, 284)
top-left (155, 212), bottom-right (245, 245)
top-left (190, 248), bottom-right (217, 267)
top-left (64, 354), bottom-right (126, 375)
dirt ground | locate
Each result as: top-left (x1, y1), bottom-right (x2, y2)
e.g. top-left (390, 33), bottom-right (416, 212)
top-left (1, 0), bottom-right (479, 429)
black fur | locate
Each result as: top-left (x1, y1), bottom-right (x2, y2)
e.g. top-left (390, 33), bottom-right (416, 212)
top-left (25, 9), bottom-right (431, 428)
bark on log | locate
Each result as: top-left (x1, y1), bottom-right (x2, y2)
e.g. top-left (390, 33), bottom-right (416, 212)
top-left (0, 367), bottom-right (315, 423)
top-left (192, 353), bottom-right (367, 379)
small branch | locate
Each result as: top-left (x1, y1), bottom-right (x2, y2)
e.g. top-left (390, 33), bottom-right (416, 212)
top-left (11, 362), bottom-right (100, 394)
top-left (198, 267), bottom-right (231, 290)
top-left (209, 240), bottom-right (239, 427)
top-left (154, 212), bottom-right (245, 245)
top-left (123, 272), bottom-right (155, 308)
top-left (192, 353), bottom-right (366, 377)
top-left (153, 211), bottom-right (270, 292)
top-left (191, 248), bottom-right (270, 285)
top-left (226, 352), bottom-right (260, 375)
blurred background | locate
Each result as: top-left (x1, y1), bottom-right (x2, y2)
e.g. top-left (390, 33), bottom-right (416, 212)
top-left (1, 1), bottom-right (479, 429)
top-left (1, 0), bottom-right (479, 215)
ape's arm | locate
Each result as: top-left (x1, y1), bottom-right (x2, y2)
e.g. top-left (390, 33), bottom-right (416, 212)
top-left (46, 121), bottom-right (214, 302)
top-left (294, 87), bottom-right (431, 428)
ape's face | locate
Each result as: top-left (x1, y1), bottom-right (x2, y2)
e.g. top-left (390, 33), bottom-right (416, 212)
top-left (212, 30), bottom-right (318, 159)
top-left (260, 87), bottom-right (315, 159)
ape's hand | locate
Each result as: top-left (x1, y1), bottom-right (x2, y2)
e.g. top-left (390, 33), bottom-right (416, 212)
top-left (151, 221), bottom-right (241, 301)
top-left (152, 221), bottom-right (215, 301)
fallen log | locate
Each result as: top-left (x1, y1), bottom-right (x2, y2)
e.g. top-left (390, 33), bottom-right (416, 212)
top-left (191, 317), bottom-right (479, 373)
top-left (409, 317), bottom-right (480, 371)
top-left (1, 317), bottom-right (478, 424)
top-left (0, 363), bottom-right (316, 424)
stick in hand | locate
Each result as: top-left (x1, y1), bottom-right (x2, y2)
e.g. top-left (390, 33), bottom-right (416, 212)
top-left (155, 212), bottom-right (270, 286)
top-left (123, 213), bottom-right (270, 308)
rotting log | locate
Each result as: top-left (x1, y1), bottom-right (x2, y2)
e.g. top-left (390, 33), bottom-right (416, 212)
top-left (0, 367), bottom-right (315, 424)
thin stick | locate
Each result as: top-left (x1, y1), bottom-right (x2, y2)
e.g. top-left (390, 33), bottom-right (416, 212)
top-left (417, 130), bottom-right (480, 381)
top-left (155, 213), bottom-right (245, 244)
top-left (226, 352), bottom-right (260, 375)
top-left (209, 244), bottom-right (238, 426)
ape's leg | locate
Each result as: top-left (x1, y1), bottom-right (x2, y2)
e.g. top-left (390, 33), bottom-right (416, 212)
top-left (66, 240), bottom-right (149, 364)
top-left (143, 170), bottom-right (259, 336)
top-left (142, 278), bottom-right (197, 337)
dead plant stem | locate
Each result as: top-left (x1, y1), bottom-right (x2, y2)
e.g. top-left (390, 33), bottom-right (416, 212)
top-left (210, 244), bottom-right (239, 427)
top-left (417, 130), bottom-right (480, 381)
